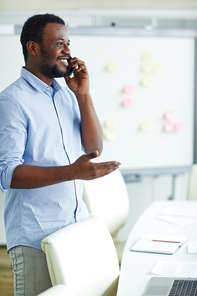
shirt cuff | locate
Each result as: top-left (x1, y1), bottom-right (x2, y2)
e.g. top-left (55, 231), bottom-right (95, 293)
top-left (0, 163), bottom-right (22, 192)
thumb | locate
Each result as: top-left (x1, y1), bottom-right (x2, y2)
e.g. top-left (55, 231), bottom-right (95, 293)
top-left (86, 150), bottom-right (99, 160)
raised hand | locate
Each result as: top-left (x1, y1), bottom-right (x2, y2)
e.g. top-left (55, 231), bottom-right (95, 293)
top-left (64, 57), bottom-right (89, 97)
top-left (71, 151), bottom-right (121, 180)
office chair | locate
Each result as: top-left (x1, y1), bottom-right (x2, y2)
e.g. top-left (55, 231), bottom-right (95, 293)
top-left (83, 169), bottom-right (129, 264)
top-left (41, 216), bottom-right (119, 296)
top-left (37, 284), bottom-right (76, 296)
top-left (187, 164), bottom-right (197, 200)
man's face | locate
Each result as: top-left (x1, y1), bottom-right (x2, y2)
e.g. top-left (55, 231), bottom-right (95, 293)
top-left (38, 23), bottom-right (71, 79)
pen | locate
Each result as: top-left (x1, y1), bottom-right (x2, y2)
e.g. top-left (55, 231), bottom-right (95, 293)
top-left (152, 240), bottom-right (180, 243)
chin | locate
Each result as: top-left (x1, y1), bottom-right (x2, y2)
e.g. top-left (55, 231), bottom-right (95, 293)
top-left (52, 66), bottom-right (67, 78)
top-left (40, 64), bottom-right (67, 79)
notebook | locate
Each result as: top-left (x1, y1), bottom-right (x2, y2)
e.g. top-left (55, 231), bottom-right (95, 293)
top-left (131, 233), bottom-right (187, 255)
top-left (142, 277), bottom-right (197, 296)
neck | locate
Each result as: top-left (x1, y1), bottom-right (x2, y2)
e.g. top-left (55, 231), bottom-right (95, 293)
top-left (25, 63), bottom-right (53, 86)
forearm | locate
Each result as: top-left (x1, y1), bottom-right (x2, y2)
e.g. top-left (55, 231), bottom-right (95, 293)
top-left (76, 93), bottom-right (103, 155)
top-left (10, 153), bottom-right (121, 189)
top-left (10, 164), bottom-right (74, 189)
top-left (65, 58), bottom-right (103, 155)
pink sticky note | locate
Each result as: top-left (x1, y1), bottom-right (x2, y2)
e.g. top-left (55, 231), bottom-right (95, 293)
top-left (122, 98), bottom-right (133, 107)
top-left (123, 85), bottom-right (134, 94)
top-left (174, 122), bottom-right (184, 131)
top-left (164, 110), bottom-right (175, 121)
top-left (164, 121), bottom-right (174, 132)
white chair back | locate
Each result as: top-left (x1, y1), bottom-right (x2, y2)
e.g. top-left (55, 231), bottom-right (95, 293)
top-left (83, 169), bottom-right (129, 238)
top-left (187, 164), bottom-right (197, 200)
top-left (42, 216), bottom-right (119, 296)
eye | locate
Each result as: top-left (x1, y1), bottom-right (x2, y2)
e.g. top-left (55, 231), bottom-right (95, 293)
top-left (57, 42), bottom-right (63, 46)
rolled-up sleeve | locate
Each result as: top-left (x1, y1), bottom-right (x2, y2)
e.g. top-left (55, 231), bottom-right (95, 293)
top-left (0, 96), bottom-right (27, 192)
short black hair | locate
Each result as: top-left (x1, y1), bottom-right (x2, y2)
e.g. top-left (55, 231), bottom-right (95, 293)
top-left (20, 13), bottom-right (65, 62)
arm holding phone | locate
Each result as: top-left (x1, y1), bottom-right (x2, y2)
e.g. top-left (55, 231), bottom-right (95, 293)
top-left (65, 57), bottom-right (104, 156)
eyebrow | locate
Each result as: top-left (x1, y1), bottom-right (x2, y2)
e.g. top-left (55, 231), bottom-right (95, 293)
top-left (56, 38), bottom-right (70, 42)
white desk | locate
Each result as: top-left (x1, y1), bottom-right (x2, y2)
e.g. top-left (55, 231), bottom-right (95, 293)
top-left (117, 200), bottom-right (197, 296)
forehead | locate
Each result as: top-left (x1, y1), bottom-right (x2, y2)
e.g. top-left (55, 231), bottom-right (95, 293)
top-left (43, 23), bottom-right (69, 42)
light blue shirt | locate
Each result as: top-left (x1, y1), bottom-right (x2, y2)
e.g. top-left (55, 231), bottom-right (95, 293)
top-left (0, 67), bottom-right (89, 252)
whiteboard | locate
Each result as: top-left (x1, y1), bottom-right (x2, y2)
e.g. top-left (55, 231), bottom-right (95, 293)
top-left (66, 28), bottom-right (196, 173)
top-left (0, 28), bottom-right (196, 175)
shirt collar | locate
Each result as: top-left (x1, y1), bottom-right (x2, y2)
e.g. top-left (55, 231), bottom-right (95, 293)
top-left (21, 67), bottom-right (62, 94)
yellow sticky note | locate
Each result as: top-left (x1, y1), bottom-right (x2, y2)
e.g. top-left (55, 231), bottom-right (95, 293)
top-left (104, 130), bottom-right (117, 141)
top-left (141, 75), bottom-right (153, 87)
top-left (104, 118), bottom-right (117, 129)
top-left (142, 51), bottom-right (153, 62)
top-left (141, 62), bottom-right (153, 73)
top-left (139, 121), bottom-right (152, 131)
top-left (106, 61), bottom-right (118, 72)
top-left (152, 63), bottom-right (163, 73)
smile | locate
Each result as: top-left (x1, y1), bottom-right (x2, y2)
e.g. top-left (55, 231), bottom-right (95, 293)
top-left (57, 57), bottom-right (68, 67)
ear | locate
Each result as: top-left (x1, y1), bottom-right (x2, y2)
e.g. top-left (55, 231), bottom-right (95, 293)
top-left (26, 41), bottom-right (38, 57)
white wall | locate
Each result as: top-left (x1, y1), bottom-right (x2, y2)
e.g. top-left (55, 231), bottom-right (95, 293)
top-left (1, 0), bottom-right (197, 11)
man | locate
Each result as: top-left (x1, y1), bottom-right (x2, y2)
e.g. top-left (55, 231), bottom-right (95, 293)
top-left (0, 13), bottom-right (120, 295)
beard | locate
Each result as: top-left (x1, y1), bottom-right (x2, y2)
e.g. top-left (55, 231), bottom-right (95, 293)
top-left (39, 46), bottom-right (67, 79)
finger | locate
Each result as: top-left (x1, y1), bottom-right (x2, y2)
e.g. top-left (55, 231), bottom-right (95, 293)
top-left (103, 161), bottom-right (121, 172)
top-left (70, 57), bottom-right (84, 68)
top-left (96, 161), bottom-right (121, 177)
top-left (103, 160), bottom-right (121, 167)
top-left (72, 58), bottom-right (87, 72)
top-left (76, 64), bottom-right (87, 74)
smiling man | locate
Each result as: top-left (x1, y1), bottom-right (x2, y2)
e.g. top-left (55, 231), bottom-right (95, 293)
top-left (0, 14), bottom-right (120, 296)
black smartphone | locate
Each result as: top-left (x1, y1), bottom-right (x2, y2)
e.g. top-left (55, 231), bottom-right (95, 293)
top-left (66, 56), bottom-right (76, 77)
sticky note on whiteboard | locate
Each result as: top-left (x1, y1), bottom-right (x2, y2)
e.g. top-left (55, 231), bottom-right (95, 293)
top-left (141, 63), bottom-right (152, 73)
top-left (104, 118), bottom-right (117, 129)
top-left (122, 98), bottom-right (133, 107)
top-left (163, 122), bottom-right (174, 132)
top-left (141, 76), bottom-right (153, 87)
top-left (123, 85), bottom-right (134, 94)
top-left (106, 61), bottom-right (118, 72)
top-left (164, 110), bottom-right (175, 121)
top-left (142, 51), bottom-right (153, 62)
top-left (174, 122), bottom-right (184, 131)
top-left (152, 62), bottom-right (163, 74)
top-left (139, 121), bottom-right (152, 131)
top-left (104, 130), bottom-right (117, 141)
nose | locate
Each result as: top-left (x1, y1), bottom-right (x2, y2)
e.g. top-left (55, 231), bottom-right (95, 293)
top-left (62, 44), bottom-right (71, 55)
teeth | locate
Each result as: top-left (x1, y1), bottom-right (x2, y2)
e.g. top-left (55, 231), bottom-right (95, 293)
top-left (58, 58), bottom-right (68, 66)
top-left (58, 57), bottom-right (66, 61)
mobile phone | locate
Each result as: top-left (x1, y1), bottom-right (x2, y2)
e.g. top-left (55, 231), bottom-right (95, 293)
top-left (66, 56), bottom-right (76, 77)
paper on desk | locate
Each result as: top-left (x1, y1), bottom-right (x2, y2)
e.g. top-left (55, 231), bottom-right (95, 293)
top-left (157, 205), bottom-right (197, 227)
top-left (188, 240), bottom-right (197, 253)
top-left (161, 205), bottom-right (197, 218)
top-left (151, 260), bottom-right (197, 277)
top-left (158, 215), bottom-right (197, 227)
